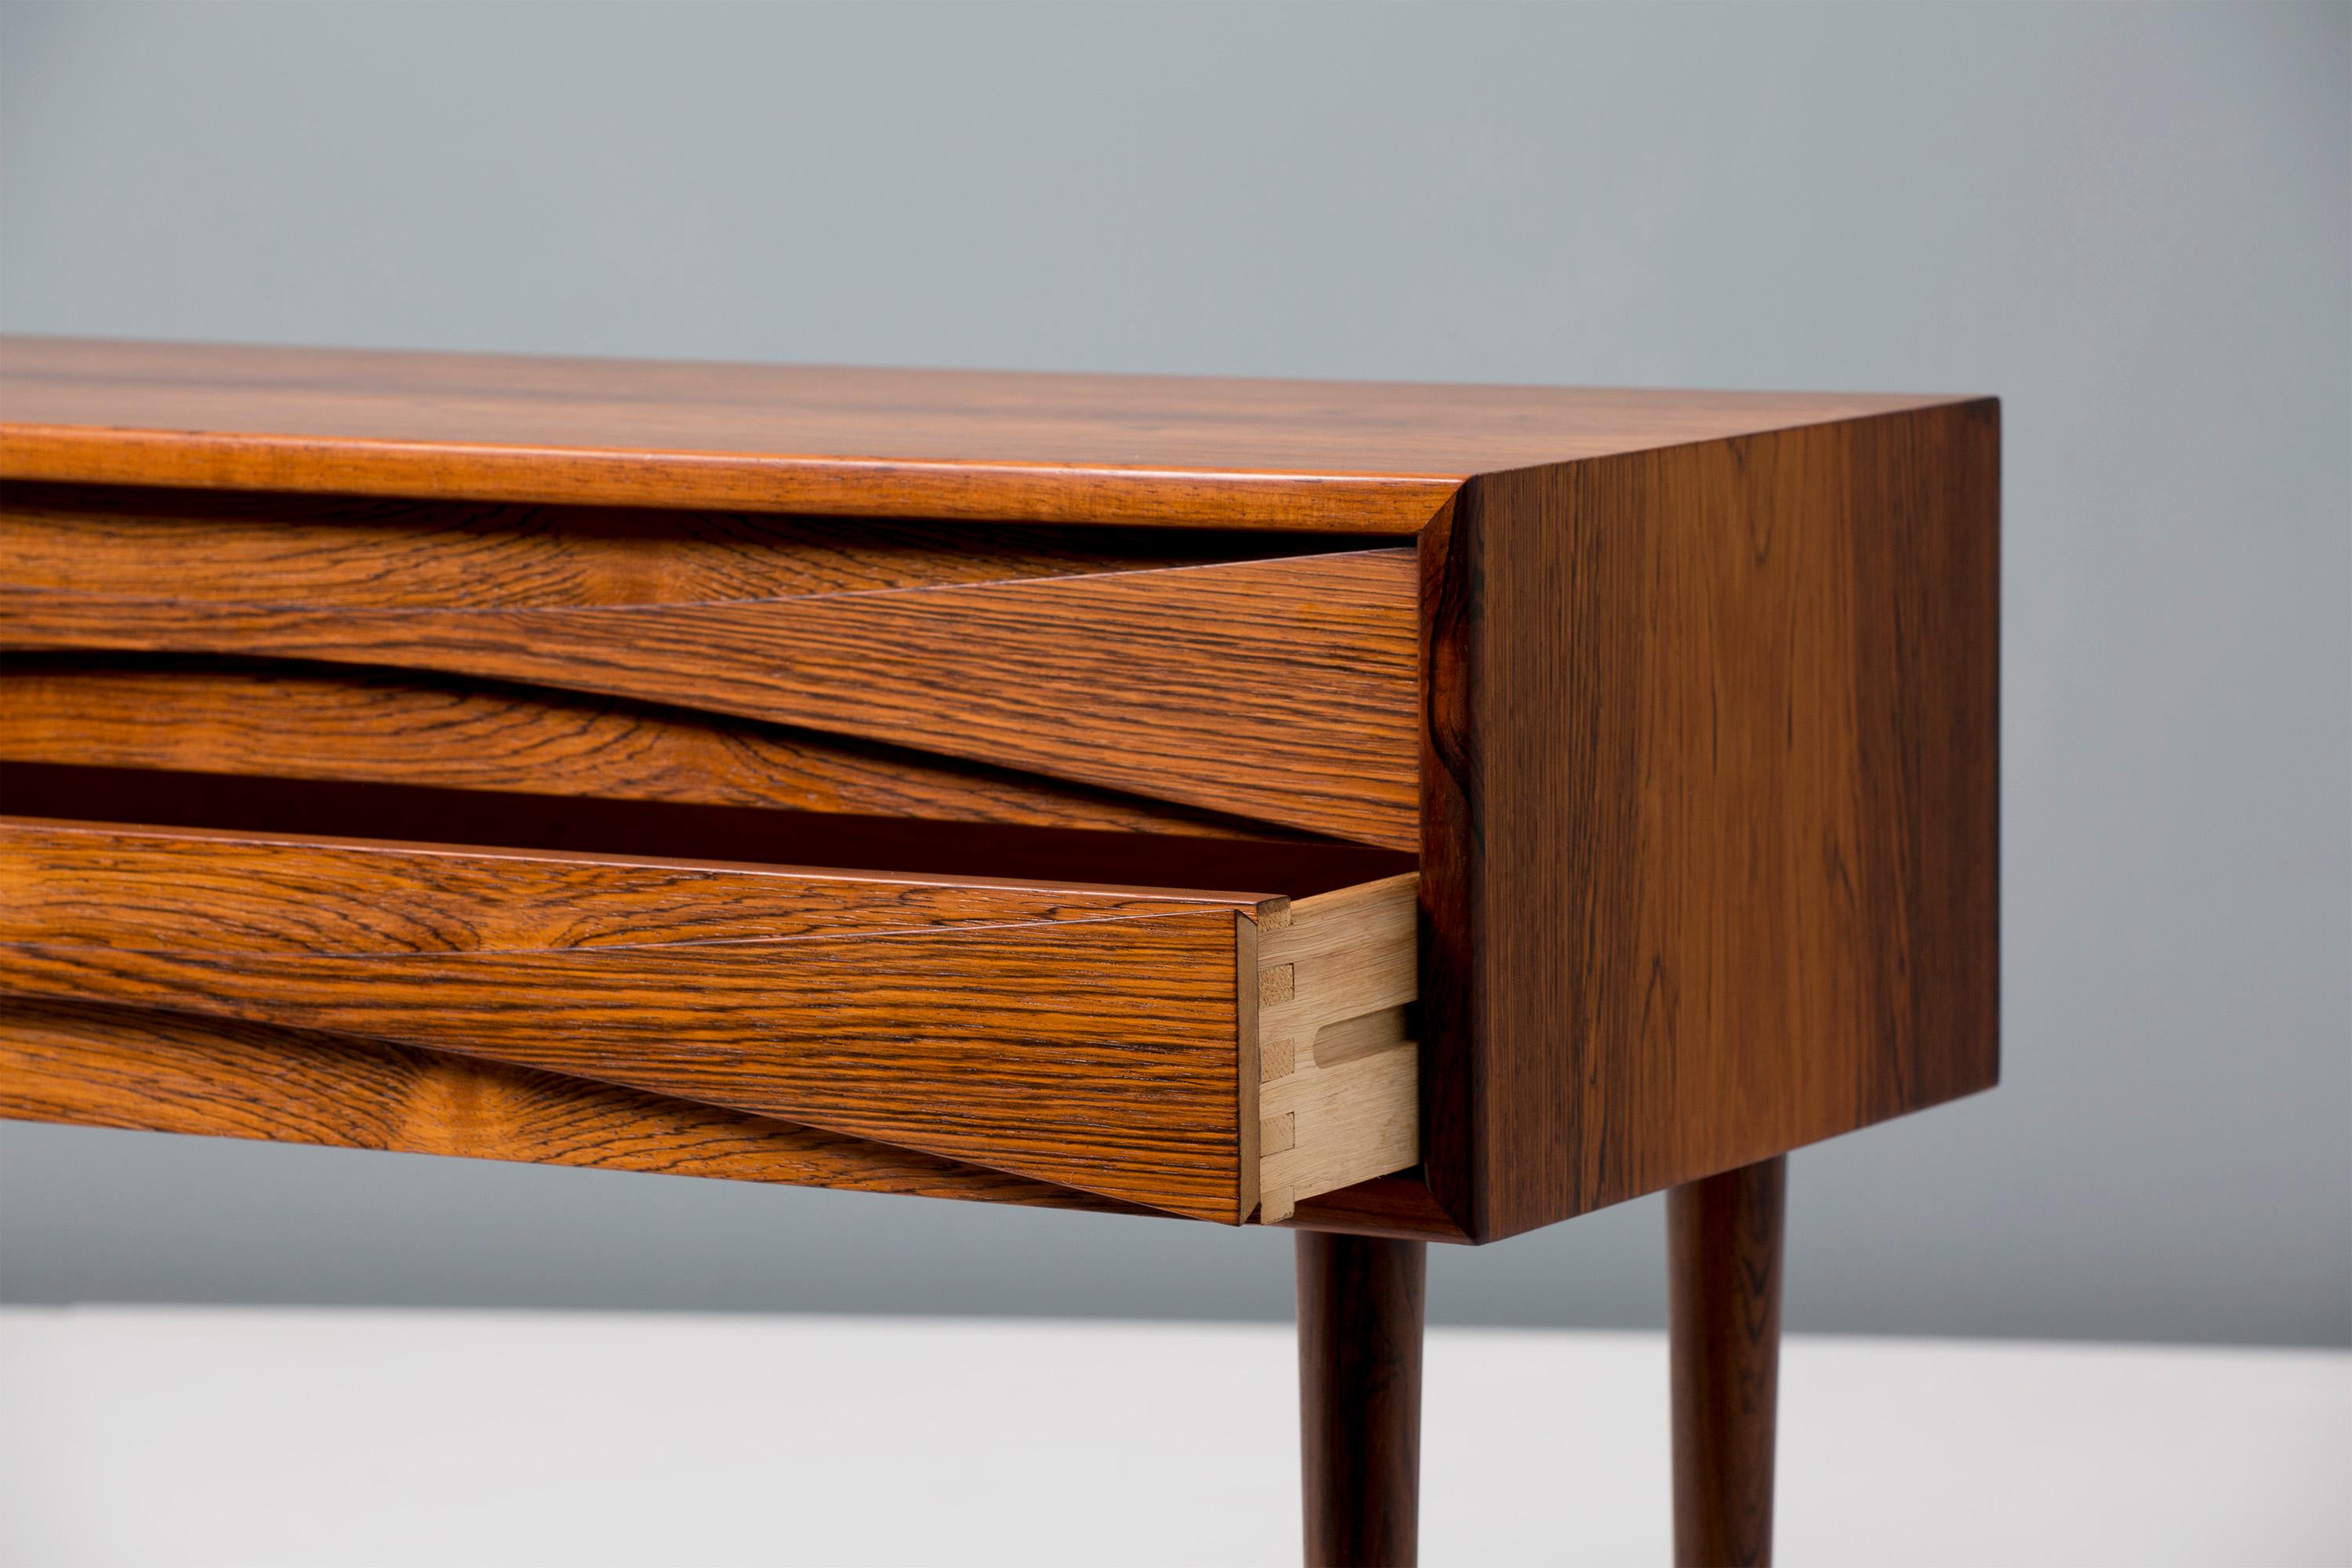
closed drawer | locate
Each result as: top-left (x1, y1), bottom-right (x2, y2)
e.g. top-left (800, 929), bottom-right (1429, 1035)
top-left (0, 815), bottom-right (1417, 1225)
top-left (0, 483), bottom-right (1419, 848)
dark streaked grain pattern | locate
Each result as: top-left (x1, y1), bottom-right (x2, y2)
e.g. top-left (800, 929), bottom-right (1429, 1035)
top-left (2, 338), bottom-right (1965, 529)
top-left (2, 528), bottom-right (1421, 847)
top-left (1283, 1173), bottom-right (1471, 1246)
top-left (0, 659), bottom-right (1308, 840)
top-left (0, 919), bottom-right (1253, 1219)
top-left (1298, 1232), bottom-right (1426, 1566)
top-left (1670, 1156), bottom-right (1786, 1568)
top-left (0, 817), bottom-right (1268, 950)
top-left (0, 343), bottom-right (2005, 1258)
top-left (0, 481), bottom-right (1334, 604)
top-left (0, 761), bottom-right (1411, 902)
top-left (0, 817), bottom-right (1276, 1221)
top-left (1420, 402), bottom-right (2000, 1240)
top-left (0, 996), bottom-right (1149, 1214)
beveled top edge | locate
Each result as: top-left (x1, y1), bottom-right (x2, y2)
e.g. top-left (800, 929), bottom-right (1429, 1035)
top-left (1, 336), bottom-right (1979, 530)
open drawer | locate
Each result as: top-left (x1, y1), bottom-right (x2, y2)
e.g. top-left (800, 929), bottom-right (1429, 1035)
top-left (0, 815), bottom-right (1416, 1225)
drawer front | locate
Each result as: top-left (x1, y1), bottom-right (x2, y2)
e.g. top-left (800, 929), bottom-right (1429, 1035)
top-left (0, 818), bottom-right (1422, 1223)
top-left (0, 485), bottom-right (1418, 848)
top-left (0, 996), bottom-right (1158, 1217)
top-left (0, 661), bottom-right (1313, 843)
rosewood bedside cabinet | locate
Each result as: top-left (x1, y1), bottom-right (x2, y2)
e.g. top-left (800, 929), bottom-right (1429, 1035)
top-left (0, 338), bottom-right (1998, 1567)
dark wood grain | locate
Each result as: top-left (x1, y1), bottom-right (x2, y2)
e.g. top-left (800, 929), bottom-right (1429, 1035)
top-left (0, 996), bottom-right (1149, 1214)
top-left (1419, 401), bottom-right (2000, 1240)
top-left (2, 336), bottom-right (1965, 529)
top-left (0, 343), bottom-right (2002, 1250)
top-left (1298, 1232), bottom-right (1426, 1567)
top-left (0, 817), bottom-right (1276, 1221)
top-left (0, 659), bottom-right (1312, 842)
top-left (0, 760), bottom-right (1411, 901)
top-left (0, 343), bottom-right (2009, 1568)
top-left (1, 481), bottom-right (1343, 603)
top-left (0, 815), bottom-right (1272, 949)
top-left (1284, 1172), bottom-right (1472, 1246)
top-left (1670, 1156), bottom-right (1786, 1568)
top-left (2, 495), bottom-right (1421, 845)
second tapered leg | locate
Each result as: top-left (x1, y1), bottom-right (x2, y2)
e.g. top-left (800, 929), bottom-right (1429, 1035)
top-left (1297, 1231), bottom-right (1425, 1567)
top-left (1668, 1156), bottom-right (1787, 1567)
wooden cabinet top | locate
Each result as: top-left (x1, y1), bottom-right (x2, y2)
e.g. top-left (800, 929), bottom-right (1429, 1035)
top-left (0, 336), bottom-right (1973, 531)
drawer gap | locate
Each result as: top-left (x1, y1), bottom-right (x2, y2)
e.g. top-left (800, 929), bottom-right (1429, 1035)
top-left (0, 761), bottom-right (1414, 898)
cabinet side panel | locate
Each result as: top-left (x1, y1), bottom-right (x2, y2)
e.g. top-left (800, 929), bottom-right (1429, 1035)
top-left (1428, 403), bottom-right (1999, 1240)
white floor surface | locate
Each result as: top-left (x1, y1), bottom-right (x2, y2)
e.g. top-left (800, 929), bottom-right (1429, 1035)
top-left (1, 1307), bottom-right (2343, 1566)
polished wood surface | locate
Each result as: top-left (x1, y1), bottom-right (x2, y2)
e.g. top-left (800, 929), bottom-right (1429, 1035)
top-left (1, 966), bottom-right (1456, 1236)
top-left (0, 816), bottom-right (1276, 1221)
top-left (1283, 1174), bottom-right (1471, 1245)
top-left (0, 342), bottom-right (2004, 1565)
top-left (1298, 1232), bottom-right (1426, 1566)
top-left (1670, 1157), bottom-right (1787, 1568)
top-left (2, 485), bottom-right (1418, 845)
top-left (1420, 401), bottom-right (2000, 1240)
top-left (2, 336), bottom-right (1960, 529)
top-left (2, 481), bottom-right (1308, 601)
top-left (1, 996), bottom-right (1145, 1214)
top-left (0, 760), bottom-right (1410, 901)
top-left (0, 659), bottom-right (1300, 840)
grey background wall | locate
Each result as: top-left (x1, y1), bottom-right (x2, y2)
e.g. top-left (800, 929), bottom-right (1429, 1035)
top-left (2, 2), bottom-right (2344, 1347)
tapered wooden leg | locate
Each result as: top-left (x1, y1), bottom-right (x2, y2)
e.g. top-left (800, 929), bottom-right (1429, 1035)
top-left (1669, 1155), bottom-right (1787, 1567)
top-left (1297, 1232), bottom-right (1425, 1567)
